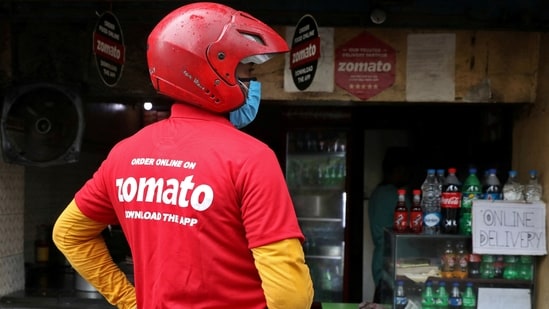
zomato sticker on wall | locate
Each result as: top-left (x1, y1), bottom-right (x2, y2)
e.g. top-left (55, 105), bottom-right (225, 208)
top-left (335, 31), bottom-right (395, 100)
top-left (93, 11), bottom-right (125, 87)
top-left (283, 15), bottom-right (334, 92)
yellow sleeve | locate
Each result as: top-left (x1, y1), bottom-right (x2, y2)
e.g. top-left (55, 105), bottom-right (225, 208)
top-left (251, 238), bottom-right (314, 309)
top-left (52, 199), bottom-right (137, 309)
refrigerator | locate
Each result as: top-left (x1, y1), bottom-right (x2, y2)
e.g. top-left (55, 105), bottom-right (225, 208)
top-left (285, 127), bottom-right (362, 303)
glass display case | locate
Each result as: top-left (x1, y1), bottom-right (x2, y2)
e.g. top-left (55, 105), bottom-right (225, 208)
top-left (286, 129), bottom-right (347, 302)
top-left (381, 229), bottom-right (535, 309)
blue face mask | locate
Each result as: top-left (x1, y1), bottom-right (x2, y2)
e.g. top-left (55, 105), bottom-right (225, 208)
top-left (229, 80), bottom-right (261, 129)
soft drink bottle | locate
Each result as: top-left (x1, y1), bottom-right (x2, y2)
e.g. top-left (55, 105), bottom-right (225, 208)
top-left (453, 241), bottom-right (469, 279)
top-left (441, 167), bottom-right (461, 234)
top-left (422, 281), bottom-right (436, 309)
top-left (518, 255), bottom-right (533, 280)
top-left (448, 282), bottom-right (463, 309)
top-left (483, 169), bottom-right (502, 200)
top-left (393, 189), bottom-right (408, 233)
top-left (524, 169), bottom-right (542, 202)
top-left (409, 189), bottom-right (423, 233)
top-left (421, 169), bottom-right (441, 235)
top-left (462, 282), bottom-right (476, 309)
top-left (503, 170), bottom-right (524, 201)
top-left (503, 255), bottom-right (518, 280)
top-left (440, 240), bottom-right (456, 278)
top-left (435, 281), bottom-right (449, 309)
top-left (460, 168), bottom-right (481, 235)
top-left (394, 280), bottom-right (408, 309)
top-left (437, 168), bottom-right (446, 191)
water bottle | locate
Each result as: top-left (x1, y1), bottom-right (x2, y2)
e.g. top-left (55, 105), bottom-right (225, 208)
top-left (435, 281), bottom-right (449, 308)
top-left (483, 169), bottom-right (502, 200)
top-left (448, 282), bottom-right (463, 308)
top-left (524, 169), bottom-right (542, 202)
top-left (422, 281), bottom-right (436, 309)
top-left (462, 282), bottom-right (476, 309)
top-left (503, 170), bottom-right (524, 201)
top-left (394, 280), bottom-right (408, 309)
top-left (422, 169), bottom-right (441, 235)
top-left (441, 168), bottom-right (462, 234)
top-left (460, 168), bottom-right (481, 235)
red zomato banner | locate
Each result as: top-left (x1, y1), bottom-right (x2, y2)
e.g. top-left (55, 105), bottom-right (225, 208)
top-left (334, 31), bottom-right (395, 100)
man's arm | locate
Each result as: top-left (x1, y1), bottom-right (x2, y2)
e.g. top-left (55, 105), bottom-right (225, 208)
top-left (252, 238), bottom-right (314, 309)
top-left (52, 200), bottom-right (137, 309)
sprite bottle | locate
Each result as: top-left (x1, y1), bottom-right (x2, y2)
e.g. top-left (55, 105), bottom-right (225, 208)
top-left (460, 168), bottom-right (481, 235)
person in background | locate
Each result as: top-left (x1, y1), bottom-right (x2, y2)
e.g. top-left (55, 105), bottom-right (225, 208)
top-left (52, 3), bottom-right (313, 309)
top-left (368, 147), bottom-right (413, 303)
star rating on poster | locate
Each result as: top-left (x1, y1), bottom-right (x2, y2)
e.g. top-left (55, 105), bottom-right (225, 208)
top-left (349, 83), bottom-right (379, 90)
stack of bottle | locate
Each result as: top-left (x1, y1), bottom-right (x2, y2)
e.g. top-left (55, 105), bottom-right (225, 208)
top-left (402, 167), bottom-right (545, 236)
top-left (421, 280), bottom-right (476, 309)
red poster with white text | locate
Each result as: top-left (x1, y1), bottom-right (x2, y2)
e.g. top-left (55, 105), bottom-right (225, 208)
top-left (335, 31), bottom-right (395, 100)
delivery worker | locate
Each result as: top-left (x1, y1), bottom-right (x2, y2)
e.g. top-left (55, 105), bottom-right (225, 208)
top-left (52, 3), bottom-right (314, 309)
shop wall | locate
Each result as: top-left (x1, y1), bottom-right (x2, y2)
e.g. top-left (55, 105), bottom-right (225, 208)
top-left (260, 28), bottom-right (539, 104)
top-left (0, 161), bottom-right (25, 296)
top-left (512, 32), bottom-right (549, 309)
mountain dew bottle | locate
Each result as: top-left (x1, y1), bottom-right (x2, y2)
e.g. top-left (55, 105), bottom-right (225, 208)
top-left (460, 168), bottom-right (481, 235)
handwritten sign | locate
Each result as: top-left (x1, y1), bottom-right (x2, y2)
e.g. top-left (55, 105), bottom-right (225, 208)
top-left (477, 288), bottom-right (531, 309)
top-left (472, 200), bottom-right (546, 255)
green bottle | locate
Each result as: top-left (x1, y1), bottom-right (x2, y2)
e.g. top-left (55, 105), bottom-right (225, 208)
top-left (460, 168), bottom-right (482, 235)
top-left (435, 281), bottom-right (449, 308)
top-left (421, 281), bottom-right (436, 309)
top-left (462, 282), bottom-right (477, 309)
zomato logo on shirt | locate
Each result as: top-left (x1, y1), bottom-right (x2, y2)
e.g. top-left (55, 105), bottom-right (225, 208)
top-left (115, 175), bottom-right (214, 211)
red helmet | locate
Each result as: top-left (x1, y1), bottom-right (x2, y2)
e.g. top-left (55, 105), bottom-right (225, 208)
top-left (147, 2), bottom-right (289, 113)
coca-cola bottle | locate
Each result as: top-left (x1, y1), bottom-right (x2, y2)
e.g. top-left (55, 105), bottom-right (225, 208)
top-left (409, 189), bottom-right (423, 233)
top-left (441, 167), bottom-right (462, 234)
top-left (393, 189), bottom-right (409, 233)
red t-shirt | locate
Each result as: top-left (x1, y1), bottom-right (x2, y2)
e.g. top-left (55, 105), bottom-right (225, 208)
top-left (75, 103), bottom-right (304, 309)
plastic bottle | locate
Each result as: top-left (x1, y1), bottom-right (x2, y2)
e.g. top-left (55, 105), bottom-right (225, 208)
top-left (460, 168), bottom-right (481, 235)
top-left (437, 168), bottom-right (446, 191)
top-left (518, 255), bottom-right (533, 280)
top-left (441, 168), bottom-right (462, 234)
top-left (503, 170), bottom-right (524, 201)
top-left (480, 255), bottom-right (495, 279)
top-left (421, 169), bottom-right (442, 235)
top-left (483, 169), bottom-right (502, 200)
top-left (435, 281), bottom-right (449, 309)
top-left (409, 189), bottom-right (423, 233)
top-left (440, 241), bottom-right (456, 278)
top-left (503, 255), bottom-right (518, 280)
top-left (462, 282), bottom-right (476, 309)
top-left (524, 169), bottom-right (542, 202)
top-left (393, 189), bottom-right (409, 233)
top-left (493, 255), bottom-right (504, 279)
top-left (468, 253), bottom-right (481, 279)
top-left (448, 282), bottom-right (463, 309)
top-left (394, 280), bottom-right (408, 309)
top-left (454, 241), bottom-right (469, 279)
top-left (422, 281), bottom-right (436, 309)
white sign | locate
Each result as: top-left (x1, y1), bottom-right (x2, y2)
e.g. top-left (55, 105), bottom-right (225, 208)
top-left (406, 33), bottom-right (455, 101)
top-left (472, 200), bottom-right (546, 255)
top-left (477, 288), bottom-right (531, 309)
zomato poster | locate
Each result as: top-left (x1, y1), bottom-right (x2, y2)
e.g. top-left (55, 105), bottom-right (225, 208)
top-left (284, 15), bottom-right (334, 92)
top-left (334, 31), bottom-right (396, 100)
